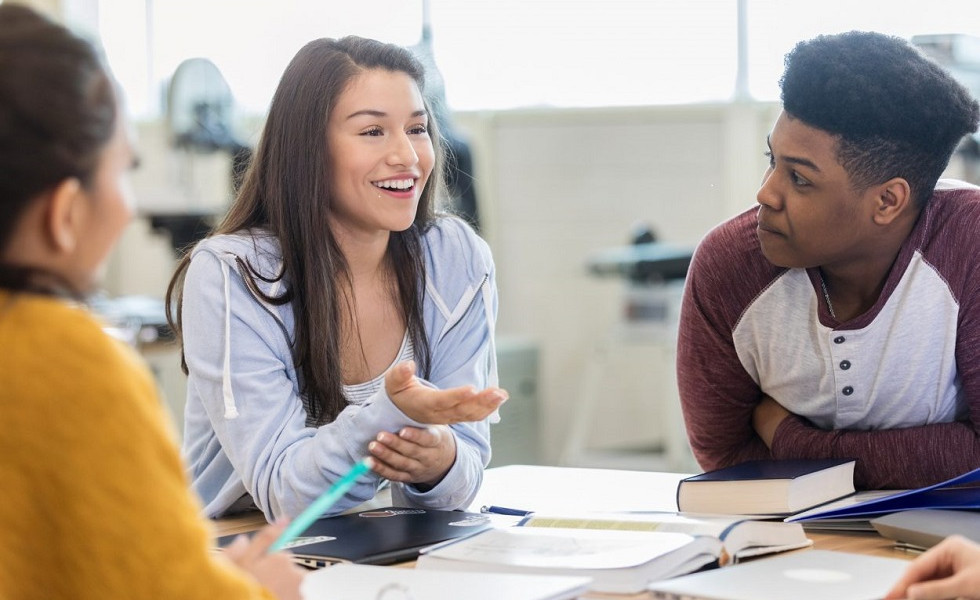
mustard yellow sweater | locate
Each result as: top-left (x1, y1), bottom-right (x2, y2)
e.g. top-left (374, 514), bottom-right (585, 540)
top-left (0, 291), bottom-right (275, 600)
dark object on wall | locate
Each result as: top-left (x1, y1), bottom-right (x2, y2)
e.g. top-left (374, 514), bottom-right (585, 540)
top-left (410, 2), bottom-right (481, 232)
top-left (150, 58), bottom-right (251, 256)
top-left (443, 133), bottom-right (480, 232)
top-left (146, 211), bottom-right (218, 257)
top-left (167, 58), bottom-right (246, 156)
top-left (587, 225), bottom-right (693, 284)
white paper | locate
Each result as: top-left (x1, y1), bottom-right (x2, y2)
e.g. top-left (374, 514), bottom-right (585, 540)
top-left (422, 527), bottom-right (699, 569)
top-left (467, 465), bottom-right (690, 514)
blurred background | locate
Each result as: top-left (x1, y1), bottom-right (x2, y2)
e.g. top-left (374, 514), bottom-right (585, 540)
top-left (20, 0), bottom-right (980, 473)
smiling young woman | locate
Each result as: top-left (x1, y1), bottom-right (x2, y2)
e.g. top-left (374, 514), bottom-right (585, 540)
top-left (166, 36), bottom-right (507, 522)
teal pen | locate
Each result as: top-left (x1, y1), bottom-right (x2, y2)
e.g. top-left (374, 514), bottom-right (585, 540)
top-left (269, 457), bottom-right (373, 553)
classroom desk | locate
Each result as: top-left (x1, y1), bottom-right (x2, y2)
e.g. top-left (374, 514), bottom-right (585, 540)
top-left (211, 465), bottom-right (913, 599)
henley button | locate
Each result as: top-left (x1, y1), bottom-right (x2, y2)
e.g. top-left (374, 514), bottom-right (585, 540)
top-left (834, 336), bottom-right (845, 344)
top-left (840, 360), bottom-right (851, 370)
top-left (842, 386), bottom-right (854, 396)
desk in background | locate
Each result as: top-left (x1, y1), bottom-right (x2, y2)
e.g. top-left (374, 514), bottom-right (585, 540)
top-left (562, 240), bottom-right (697, 473)
top-left (211, 465), bottom-right (911, 600)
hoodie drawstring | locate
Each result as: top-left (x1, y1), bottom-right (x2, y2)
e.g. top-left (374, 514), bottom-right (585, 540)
top-left (220, 260), bottom-right (239, 419)
top-left (480, 278), bottom-right (502, 425)
top-left (480, 279), bottom-right (499, 389)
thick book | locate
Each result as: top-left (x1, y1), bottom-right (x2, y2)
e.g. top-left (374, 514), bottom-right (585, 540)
top-left (300, 563), bottom-right (592, 600)
top-left (788, 465), bottom-right (980, 523)
top-left (217, 506), bottom-right (491, 567)
top-left (416, 526), bottom-right (721, 594)
top-left (519, 511), bottom-right (812, 562)
top-left (676, 458), bottom-right (856, 515)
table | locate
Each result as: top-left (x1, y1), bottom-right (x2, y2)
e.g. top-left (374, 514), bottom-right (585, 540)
top-left (211, 465), bottom-right (914, 599)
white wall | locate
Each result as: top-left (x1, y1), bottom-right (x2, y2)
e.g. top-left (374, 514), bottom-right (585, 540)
top-left (454, 102), bottom-right (781, 467)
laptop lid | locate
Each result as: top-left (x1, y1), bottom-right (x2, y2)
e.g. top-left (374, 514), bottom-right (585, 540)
top-left (218, 507), bottom-right (492, 568)
top-left (647, 550), bottom-right (910, 600)
top-left (871, 509), bottom-right (980, 550)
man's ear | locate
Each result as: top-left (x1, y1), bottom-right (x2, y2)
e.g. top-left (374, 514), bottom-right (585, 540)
top-left (872, 177), bottom-right (912, 225)
top-left (44, 177), bottom-right (83, 253)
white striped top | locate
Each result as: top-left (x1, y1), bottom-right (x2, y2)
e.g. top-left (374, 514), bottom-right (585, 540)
top-left (342, 334), bottom-right (415, 406)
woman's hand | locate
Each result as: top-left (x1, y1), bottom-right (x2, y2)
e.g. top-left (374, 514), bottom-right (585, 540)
top-left (224, 521), bottom-right (306, 600)
top-left (885, 535), bottom-right (980, 599)
top-left (384, 360), bottom-right (507, 425)
top-left (369, 425), bottom-right (457, 488)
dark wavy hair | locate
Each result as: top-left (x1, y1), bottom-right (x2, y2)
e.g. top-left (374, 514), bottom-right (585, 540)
top-left (780, 31), bottom-right (980, 208)
top-left (0, 4), bottom-right (116, 297)
top-left (167, 36), bottom-right (443, 426)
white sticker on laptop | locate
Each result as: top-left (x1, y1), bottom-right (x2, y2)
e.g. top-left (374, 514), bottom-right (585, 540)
top-left (783, 568), bottom-right (853, 583)
top-left (449, 515), bottom-right (492, 527)
top-left (281, 536), bottom-right (336, 549)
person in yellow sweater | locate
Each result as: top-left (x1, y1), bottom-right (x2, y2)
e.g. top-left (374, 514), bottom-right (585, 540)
top-left (0, 4), bottom-right (305, 599)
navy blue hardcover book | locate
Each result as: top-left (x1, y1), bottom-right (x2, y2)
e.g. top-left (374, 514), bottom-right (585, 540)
top-left (676, 458), bottom-right (857, 516)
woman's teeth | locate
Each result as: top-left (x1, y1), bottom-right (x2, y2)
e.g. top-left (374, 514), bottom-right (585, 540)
top-left (374, 179), bottom-right (414, 190)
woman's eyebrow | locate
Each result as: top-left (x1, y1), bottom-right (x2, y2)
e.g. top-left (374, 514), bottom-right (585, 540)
top-left (345, 109), bottom-right (428, 120)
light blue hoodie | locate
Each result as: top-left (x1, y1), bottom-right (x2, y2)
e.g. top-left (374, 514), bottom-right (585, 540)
top-left (179, 217), bottom-right (498, 520)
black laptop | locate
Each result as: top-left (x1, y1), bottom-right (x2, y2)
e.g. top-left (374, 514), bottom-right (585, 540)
top-left (218, 507), bottom-right (492, 568)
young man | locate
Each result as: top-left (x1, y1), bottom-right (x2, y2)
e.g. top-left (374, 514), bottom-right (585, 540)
top-left (677, 31), bottom-right (980, 490)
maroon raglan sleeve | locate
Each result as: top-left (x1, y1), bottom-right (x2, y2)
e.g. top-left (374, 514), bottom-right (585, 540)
top-left (676, 211), bottom-right (775, 471)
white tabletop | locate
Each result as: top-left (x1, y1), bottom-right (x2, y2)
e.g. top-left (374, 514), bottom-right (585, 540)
top-left (468, 464), bottom-right (690, 514)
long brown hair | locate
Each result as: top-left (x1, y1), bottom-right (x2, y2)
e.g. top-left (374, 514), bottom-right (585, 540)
top-left (0, 4), bottom-right (116, 297)
top-left (167, 36), bottom-right (443, 425)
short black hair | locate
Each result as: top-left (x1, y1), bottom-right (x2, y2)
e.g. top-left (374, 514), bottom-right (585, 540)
top-left (780, 30), bottom-right (980, 208)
